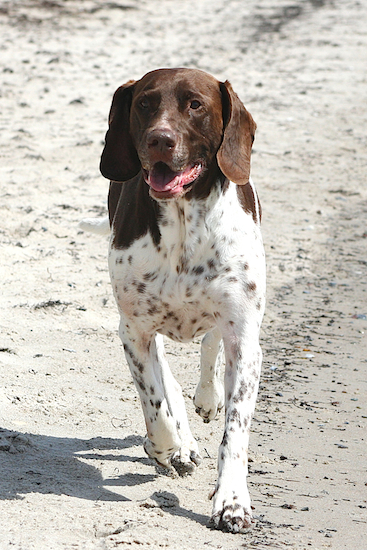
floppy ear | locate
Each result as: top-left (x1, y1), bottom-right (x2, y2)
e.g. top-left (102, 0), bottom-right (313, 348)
top-left (217, 81), bottom-right (256, 185)
top-left (100, 80), bottom-right (141, 182)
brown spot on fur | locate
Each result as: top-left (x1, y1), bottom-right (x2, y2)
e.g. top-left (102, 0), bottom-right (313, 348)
top-left (236, 182), bottom-right (262, 224)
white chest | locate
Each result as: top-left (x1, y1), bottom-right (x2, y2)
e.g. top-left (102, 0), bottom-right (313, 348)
top-left (109, 182), bottom-right (265, 342)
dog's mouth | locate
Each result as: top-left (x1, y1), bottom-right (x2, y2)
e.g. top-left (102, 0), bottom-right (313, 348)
top-left (143, 162), bottom-right (203, 198)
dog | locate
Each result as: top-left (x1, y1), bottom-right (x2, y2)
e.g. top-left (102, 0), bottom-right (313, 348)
top-left (84, 68), bottom-right (266, 533)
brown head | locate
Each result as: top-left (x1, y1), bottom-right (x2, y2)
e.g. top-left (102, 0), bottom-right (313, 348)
top-left (100, 68), bottom-right (256, 200)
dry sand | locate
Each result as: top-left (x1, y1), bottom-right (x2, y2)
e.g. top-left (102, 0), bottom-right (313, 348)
top-left (0, 1), bottom-right (366, 548)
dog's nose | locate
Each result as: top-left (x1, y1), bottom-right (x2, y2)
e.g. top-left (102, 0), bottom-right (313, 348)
top-left (147, 128), bottom-right (177, 151)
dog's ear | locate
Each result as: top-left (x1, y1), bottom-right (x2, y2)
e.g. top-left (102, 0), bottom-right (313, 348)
top-left (100, 80), bottom-right (141, 182)
top-left (217, 81), bottom-right (256, 185)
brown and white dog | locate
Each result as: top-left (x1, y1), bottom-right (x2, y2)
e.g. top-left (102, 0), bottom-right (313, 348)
top-left (82, 68), bottom-right (266, 532)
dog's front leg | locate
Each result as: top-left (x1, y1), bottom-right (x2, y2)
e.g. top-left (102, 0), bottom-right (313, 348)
top-left (119, 319), bottom-right (181, 468)
top-left (210, 326), bottom-right (262, 533)
top-left (153, 334), bottom-right (201, 475)
top-left (119, 321), bottom-right (200, 473)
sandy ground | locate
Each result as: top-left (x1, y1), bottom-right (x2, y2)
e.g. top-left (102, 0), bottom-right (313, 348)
top-left (0, 1), bottom-right (366, 548)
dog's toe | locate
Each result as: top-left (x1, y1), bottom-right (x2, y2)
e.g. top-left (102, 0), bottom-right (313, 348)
top-left (194, 383), bottom-right (224, 423)
top-left (209, 505), bottom-right (254, 533)
top-left (171, 449), bottom-right (202, 476)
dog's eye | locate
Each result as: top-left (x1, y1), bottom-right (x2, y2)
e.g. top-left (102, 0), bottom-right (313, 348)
top-left (190, 100), bottom-right (201, 110)
top-left (139, 97), bottom-right (149, 109)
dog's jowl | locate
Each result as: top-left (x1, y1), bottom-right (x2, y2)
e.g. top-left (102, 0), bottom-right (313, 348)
top-left (96, 68), bottom-right (265, 533)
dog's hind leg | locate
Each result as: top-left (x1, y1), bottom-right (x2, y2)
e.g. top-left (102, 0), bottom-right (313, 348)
top-left (194, 327), bottom-right (224, 423)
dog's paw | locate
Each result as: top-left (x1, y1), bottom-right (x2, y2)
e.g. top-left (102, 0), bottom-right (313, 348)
top-left (194, 381), bottom-right (224, 423)
top-left (209, 486), bottom-right (254, 533)
top-left (143, 437), bottom-right (175, 469)
top-left (144, 436), bottom-right (201, 475)
top-left (171, 437), bottom-right (202, 476)
top-left (171, 449), bottom-right (202, 476)
top-left (209, 502), bottom-right (254, 533)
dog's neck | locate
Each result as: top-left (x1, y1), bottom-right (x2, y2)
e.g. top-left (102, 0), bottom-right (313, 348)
top-left (109, 164), bottom-right (235, 255)
top-left (156, 174), bottom-right (230, 274)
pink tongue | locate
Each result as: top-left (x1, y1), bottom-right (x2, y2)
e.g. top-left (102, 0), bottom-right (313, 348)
top-left (149, 163), bottom-right (180, 191)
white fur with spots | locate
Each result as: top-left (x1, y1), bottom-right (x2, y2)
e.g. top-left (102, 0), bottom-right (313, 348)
top-left (107, 177), bottom-right (265, 532)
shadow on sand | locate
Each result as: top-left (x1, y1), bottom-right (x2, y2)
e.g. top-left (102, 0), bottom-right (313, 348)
top-left (0, 428), bottom-right (208, 527)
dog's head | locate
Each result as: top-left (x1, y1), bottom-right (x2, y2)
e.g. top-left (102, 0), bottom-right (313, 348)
top-left (100, 68), bottom-right (256, 200)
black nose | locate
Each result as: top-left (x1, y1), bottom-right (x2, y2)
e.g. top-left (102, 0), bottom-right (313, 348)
top-left (147, 128), bottom-right (177, 151)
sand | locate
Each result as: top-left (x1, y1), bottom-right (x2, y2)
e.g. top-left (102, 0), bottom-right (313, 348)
top-left (0, 1), bottom-right (366, 548)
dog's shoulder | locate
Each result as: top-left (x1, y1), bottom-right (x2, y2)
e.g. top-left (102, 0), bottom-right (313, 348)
top-left (110, 176), bottom-right (162, 250)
